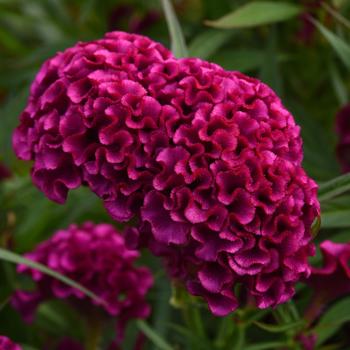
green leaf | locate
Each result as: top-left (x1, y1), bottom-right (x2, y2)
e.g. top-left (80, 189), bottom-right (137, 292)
top-left (160, 0), bottom-right (188, 58)
top-left (253, 320), bottom-right (304, 333)
top-left (169, 324), bottom-right (211, 350)
top-left (136, 320), bottom-right (174, 350)
top-left (152, 277), bottom-right (172, 349)
top-left (329, 61), bottom-right (348, 105)
top-left (0, 248), bottom-right (104, 305)
top-left (205, 1), bottom-right (301, 29)
top-left (318, 173), bottom-right (350, 202)
top-left (188, 29), bottom-right (234, 59)
top-left (314, 297), bottom-right (350, 345)
top-left (259, 26), bottom-right (283, 95)
top-left (244, 342), bottom-right (287, 350)
top-left (312, 18), bottom-right (350, 70)
top-left (210, 48), bottom-right (265, 72)
top-left (321, 210), bottom-right (350, 228)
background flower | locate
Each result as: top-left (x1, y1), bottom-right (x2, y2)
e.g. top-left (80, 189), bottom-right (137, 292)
top-left (12, 222), bottom-right (153, 340)
top-left (0, 336), bottom-right (22, 350)
top-left (335, 104), bottom-right (350, 173)
top-left (306, 240), bottom-right (350, 309)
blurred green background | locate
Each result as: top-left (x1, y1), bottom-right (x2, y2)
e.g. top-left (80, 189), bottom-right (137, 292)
top-left (1, 0), bottom-right (350, 349)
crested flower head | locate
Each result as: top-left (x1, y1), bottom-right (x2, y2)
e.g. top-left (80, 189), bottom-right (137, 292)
top-left (0, 336), bottom-right (22, 350)
top-left (13, 31), bottom-right (320, 316)
top-left (335, 103), bottom-right (350, 173)
top-left (12, 222), bottom-right (153, 335)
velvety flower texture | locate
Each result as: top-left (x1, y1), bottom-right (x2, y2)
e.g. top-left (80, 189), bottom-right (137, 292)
top-left (13, 31), bottom-right (320, 316)
top-left (0, 336), bottom-right (22, 350)
top-left (12, 222), bottom-right (153, 335)
top-left (335, 103), bottom-right (350, 172)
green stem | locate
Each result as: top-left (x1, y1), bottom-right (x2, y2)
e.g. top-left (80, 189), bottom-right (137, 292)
top-left (214, 317), bottom-right (234, 348)
top-left (85, 317), bottom-right (102, 350)
top-left (232, 324), bottom-right (245, 350)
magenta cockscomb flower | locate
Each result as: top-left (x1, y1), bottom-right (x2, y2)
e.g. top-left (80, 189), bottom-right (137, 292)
top-left (12, 222), bottom-right (153, 336)
top-left (0, 336), bottom-right (22, 350)
top-left (296, 0), bottom-right (322, 45)
top-left (0, 162), bottom-right (11, 181)
top-left (335, 104), bottom-right (350, 172)
top-left (296, 333), bottom-right (317, 350)
top-left (13, 31), bottom-right (320, 316)
top-left (306, 240), bottom-right (350, 308)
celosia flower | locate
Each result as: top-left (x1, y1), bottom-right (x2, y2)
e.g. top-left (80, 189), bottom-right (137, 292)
top-left (296, 333), bottom-right (317, 350)
top-left (335, 103), bottom-right (350, 173)
top-left (296, 0), bottom-right (322, 44)
top-left (13, 31), bottom-right (320, 316)
top-left (55, 338), bottom-right (83, 350)
top-left (108, 4), bottom-right (160, 33)
top-left (12, 222), bottom-right (153, 337)
top-left (306, 240), bottom-right (350, 309)
top-left (0, 336), bottom-right (22, 350)
top-left (0, 162), bottom-right (11, 181)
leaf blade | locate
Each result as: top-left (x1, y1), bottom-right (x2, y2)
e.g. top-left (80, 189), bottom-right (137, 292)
top-left (136, 319), bottom-right (174, 350)
top-left (205, 1), bottom-right (301, 29)
top-left (314, 297), bottom-right (350, 345)
top-left (318, 172), bottom-right (350, 202)
top-left (161, 0), bottom-right (188, 58)
top-left (321, 210), bottom-right (350, 228)
top-left (188, 29), bottom-right (234, 59)
top-left (253, 320), bottom-right (304, 333)
top-left (312, 18), bottom-right (350, 70)
top-left (0, 248), bottom-right (104, 305)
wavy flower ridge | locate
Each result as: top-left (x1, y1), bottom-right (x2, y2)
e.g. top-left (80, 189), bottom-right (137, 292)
top-left (13, 31), bottom-right (320, 316)
top-left (12, 222), bottom-right (153, 335)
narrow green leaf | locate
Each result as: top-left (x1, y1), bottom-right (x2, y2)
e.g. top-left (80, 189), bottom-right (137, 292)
top-left (136, 320), bottom-right (174, 350)
top-left (329, 62), bottom-right (348, 105)
top-left (321, 210), bottom-right (350, 228)
top-left (253, 320), bottom-right (304, 333)
top-left (205, 1), bottom-right (301, 29)
top-left (188, 29), bottom-right (234, 59)
top-left (314, 297), bottom-right (350, 345)
top-left (312, 18), bottom-right (350, 70)
top-left (169, 324), bottom-right (210, 349)
top-left (318, 172), bottom-right (350, 202)
top-left (244, 342), bottom-right (287, 350)
top-left (211, 48), bottom-right (264, 72)
top-left (0, 248), bottom-right (104, 305)
top-left (152, 277), bottom-right (172, 349)
top-left (160, 0), bottom-right (188, 58)
top-left (259, 26), bottom-right (283, 95)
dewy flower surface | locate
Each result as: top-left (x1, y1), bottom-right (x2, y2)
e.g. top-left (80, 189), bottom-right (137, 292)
top-left (12, 222), bottom-right (153, 335)
top-left (0, 336), bottom-right (22, 350)
top-left (13, 31), bottom-right (320, 316)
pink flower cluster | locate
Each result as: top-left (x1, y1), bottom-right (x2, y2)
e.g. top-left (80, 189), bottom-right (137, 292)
top-left (307, 240), bottom-right (350, 304)
top-left (335, 104), bottom-right (350, 172)
top-left (13, 31), bottom-right (320, 316)
top-left (12, 222), bottom-right (153, 335)
top-left (0, 336), bottom-right (21, 350)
